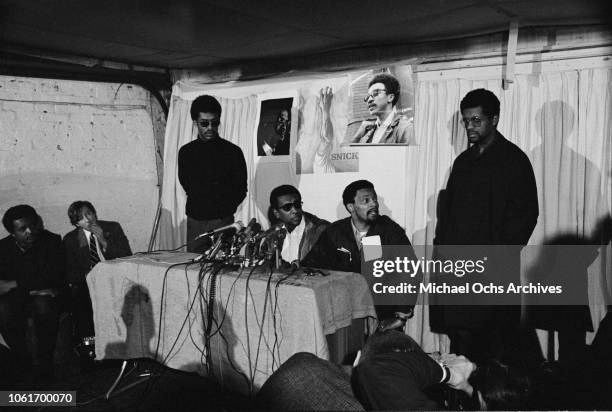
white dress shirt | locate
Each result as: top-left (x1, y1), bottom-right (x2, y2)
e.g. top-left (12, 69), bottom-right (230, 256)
top-left (280, 218), bottom-right (306, 263)
top-left (83, 229), bottom-right (106, 261)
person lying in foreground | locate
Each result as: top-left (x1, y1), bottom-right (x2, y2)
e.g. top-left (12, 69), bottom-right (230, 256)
top-left (257, 330), bottom-right (530, 410)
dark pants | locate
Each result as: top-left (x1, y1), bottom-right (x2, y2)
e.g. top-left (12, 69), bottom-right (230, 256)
top-left (70, 281), bottom-right (95, 340)
top-left (186, 215), bottom-right (233, 253)
top-left (0, 289), bottom-right (59, 373)
top-left (558, 328), bottom-right (587, 368)
top-left (447, 307), bottom-right (524, 366)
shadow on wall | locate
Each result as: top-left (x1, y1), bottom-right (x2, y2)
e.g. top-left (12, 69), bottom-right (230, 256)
top-left (525, 100), bottom-right (612, 348)
top-left (0, 172), bottom-right (157, 253)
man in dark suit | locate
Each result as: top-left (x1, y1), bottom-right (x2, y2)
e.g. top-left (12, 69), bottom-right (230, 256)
top-left (63, 200), bottom-right (131, 356)
top-left (0, 205), bottom-right (65, 380)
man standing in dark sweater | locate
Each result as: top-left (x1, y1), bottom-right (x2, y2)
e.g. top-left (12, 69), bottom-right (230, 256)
top-left (178, 95), bottom-right (248, 252)
top-left (0, 205), bottom-right (65, 381)
top-left (431, 89), bottom-right (539, 365)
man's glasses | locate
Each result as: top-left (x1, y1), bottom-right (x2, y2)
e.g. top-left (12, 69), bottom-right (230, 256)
top-left (363, 89), bottom-right (387, 102)
top-left (278, 201), bottom-right (303, 212)
top-left (197, 119), bottom-right (220, 128)
top-left (461, 116), bottom-right (484, 127)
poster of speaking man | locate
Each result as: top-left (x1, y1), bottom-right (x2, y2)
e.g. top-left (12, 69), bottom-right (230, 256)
top-left (295, 78), bottom-right (359, 174)
top-left (257, 98), bottom-right (294, 157)
top-left (347, 66), bottom-right (416, 146)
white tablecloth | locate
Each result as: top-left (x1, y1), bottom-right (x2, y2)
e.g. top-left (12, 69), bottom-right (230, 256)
top-left (87, 253), bottom-right (376, 394)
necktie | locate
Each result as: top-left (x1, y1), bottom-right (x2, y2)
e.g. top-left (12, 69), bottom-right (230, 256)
top-left (89, 234), bottom-right (100, 267)
top-left (365, 125), bottom-right (378, 143)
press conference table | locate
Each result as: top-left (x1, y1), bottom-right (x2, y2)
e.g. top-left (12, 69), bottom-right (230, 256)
top-left (87, 253), bottom-right (376, 394)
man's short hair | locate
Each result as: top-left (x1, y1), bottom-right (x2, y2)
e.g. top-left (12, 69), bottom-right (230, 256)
top-left (369, 73), bottom-right (400, 106)
top-left (2, 204), bottom-right (38, 233)
top-left (460, 88), bottom-right (500, 118)
top-left (190, 95), bottom-right (222, 120)
top-left (68, 201), bottom-right (97, 226)
top-left (342, 180), bottom-right (375, 207)
top-left (270, 185), bottom-right (301, 209)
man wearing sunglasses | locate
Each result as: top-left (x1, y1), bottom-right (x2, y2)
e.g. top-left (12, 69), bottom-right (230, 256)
top-left (268, 185), bottom-right (328, 266)
top-left (178, 95), bottom-right (248, 252)
top-left (431, 88), bottom-right (538, 365)
top-left (351, 73), bottom-right (414, 144)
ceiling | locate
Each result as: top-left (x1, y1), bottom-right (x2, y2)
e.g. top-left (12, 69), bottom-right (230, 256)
top-left (1, 0), bottom-right (610, 72)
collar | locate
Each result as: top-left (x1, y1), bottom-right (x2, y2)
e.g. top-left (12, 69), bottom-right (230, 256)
top-left (376, 107), bottom-right (397, 128)
top-left (287, 217), bottom-right (306, 238)
top-left (470, 131), bottom-right (501, 159)
top-left (350, 218), bottom-right (369, 236)
top-left (197, 135), bottom-right (221, 144)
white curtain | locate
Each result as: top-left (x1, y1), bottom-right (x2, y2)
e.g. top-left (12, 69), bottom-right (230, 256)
top-left (407, 67), bottom-right (612, 353)
top-left (157, 94), bottom-right (258, 250)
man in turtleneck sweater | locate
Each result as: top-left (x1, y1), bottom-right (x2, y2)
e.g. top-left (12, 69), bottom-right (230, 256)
top-left (178, 95), bottom-right (247, 252)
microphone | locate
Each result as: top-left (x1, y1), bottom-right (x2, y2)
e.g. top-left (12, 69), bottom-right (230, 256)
top-left (242, 218), bottom-right (257, 237)
top-left (194, 221), bottom-right (244, 240)
top-left (253, 223), bottom-right (286, 242)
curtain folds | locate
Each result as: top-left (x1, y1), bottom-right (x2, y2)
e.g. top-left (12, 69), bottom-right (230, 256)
top-left (408, 68), bottom-right (612, 352)
top-left (157, 66), bottom-right (610, 355)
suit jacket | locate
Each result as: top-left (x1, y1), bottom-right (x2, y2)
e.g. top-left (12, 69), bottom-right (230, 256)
top-left (302, 215), bottom-right (411, 273)
top-left (297, 212), bottom-right (329, 262)
top-left (351, 113), bottom-right (414, 144)
top-left (0, 230), bottom-right (65, 292)
top-left (354, 332), bottom-right (443, 410)
top-left (63, 220), bottom-right (132, 283)
top-left (302, 215), bottom-right (418, 316)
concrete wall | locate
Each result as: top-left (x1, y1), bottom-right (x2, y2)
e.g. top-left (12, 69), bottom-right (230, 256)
top-left (0, 76), bottom-right (162, 253)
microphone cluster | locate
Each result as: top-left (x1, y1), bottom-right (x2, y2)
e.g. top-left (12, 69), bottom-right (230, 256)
top-left (193, 218), bottom-right (287, 267)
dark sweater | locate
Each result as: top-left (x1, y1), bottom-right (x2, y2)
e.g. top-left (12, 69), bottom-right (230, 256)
top-left (178, 137), bottom-right (247, 220)
top-left (0, 230), bottom-right (65, 292)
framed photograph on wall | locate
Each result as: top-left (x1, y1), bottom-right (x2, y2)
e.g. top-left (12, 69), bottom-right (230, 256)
top-left (255, 92), bottom-right (298, 162)
top-left (346, 65), bottom-right (416, 146)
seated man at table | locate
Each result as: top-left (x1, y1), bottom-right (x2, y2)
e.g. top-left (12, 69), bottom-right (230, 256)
top-left (257, 330), bottom-right (531, 411)
top-left (63, 200), bottom-right (132, 359)
top-left (0, 205), bottom-right (65, 380)
top-left (268, 185), bottom-right (329, 266)
top-left (301, 179), bottom-right (416, 320)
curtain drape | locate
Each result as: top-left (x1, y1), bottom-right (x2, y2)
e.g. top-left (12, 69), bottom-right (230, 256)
top-left (407, 68), bottom-right (612, 353)
top-left (156, 94), bottom-right (258, 250)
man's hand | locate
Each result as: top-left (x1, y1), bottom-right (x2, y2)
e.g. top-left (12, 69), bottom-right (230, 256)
top-left (351, 120), bottom-right (377, 143)
top-left (395, 309), bottom-right (414, 320)
top-left (89, 223), bottom-right (108, 252)
top-left (262, 142), bottom-right (274, 156)
top-left (440, 353), bottom-right (476, 394)
top-left (0, 280), bottom-right (18, 295)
